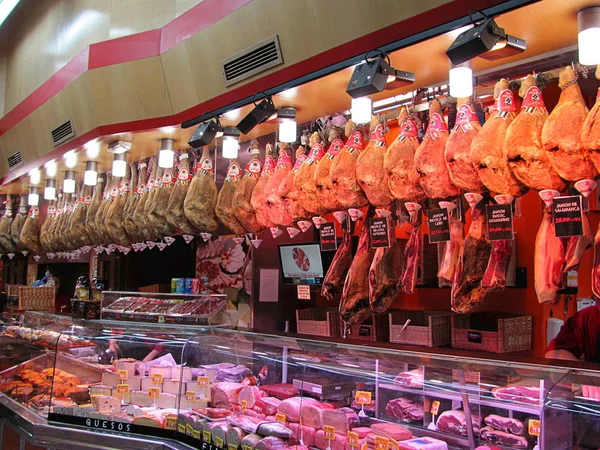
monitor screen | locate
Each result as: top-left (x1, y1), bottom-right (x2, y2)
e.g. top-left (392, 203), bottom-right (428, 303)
top-left (278, 243), bottom-right (325, 285)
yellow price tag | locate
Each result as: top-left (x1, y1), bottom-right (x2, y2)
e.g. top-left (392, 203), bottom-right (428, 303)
top-left (178, 423), bottom-right (186, 434)
top-left (193, 430), bottom-right (201, 440)
top-left (528, 419), bottom-right (541, 437)
top-left (148, 387), bottom-right (161, 398)
top-left (228, 445), bottom-right (238, 450)
top-left (203, 430), bottom-right (211, 443)
top-left (390, 439), bottom-right (399, 450)
top-left (152, 373), bottom-right (164, 384)
top-left (165, 415), bottom-right (177, 430)
top-left (186, 424), bottom-right (194, 436)
top-left (347, 431), bottom-right (359, 448)
top-left (242, 445), bottom-right (252, 450)
top-left (117, 370), bottom-right (128, 381)
top-left (197, 376), bottom-right (210, 386)
top-left (430, 400), bottom-right (440, 416)
top-left (185, 391), bottom-right (196, 402)
top-left (375, 436), bottom-right (390, 450)
top-left (158, 315), bottom-right (165, 324)
top-left (355, 391), bottom-right (372, 405)
top-left (214, 436), bottom-right (224, 448)
top-left (116, 384), bottom-right (130, 394)
top-left (241, 399), bottom-right (247, 410)
top-left (275, 413), bottom-right (286, 423)
top-left (324, 425), bottom-right (336, 440)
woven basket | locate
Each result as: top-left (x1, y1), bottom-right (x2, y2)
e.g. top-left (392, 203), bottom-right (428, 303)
top-left (296, 308), bottom-right (340, 337)
top-left (347, 314), bottom-right (389, 342)
top-left (451, 312), bottom-right (532, 353)
top-left (6, 284), bottom-right (21, 297)
top-left (18, 286), bottom-right (57, 311)
top-left (389, 310), bottom-right (452, 347)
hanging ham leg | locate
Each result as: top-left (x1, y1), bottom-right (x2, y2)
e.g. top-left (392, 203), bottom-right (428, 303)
top-left (481, 195), bottom-right (514, 290)
top-left (437, 201), bottom-right (463, 283)
top-left (535, 190), bottom-right (565, 304)
top-left (582, 85), bottom-right (600, 171)
top-left (321, 227), bottom-right (353, 302)
top-left (564, 180), bottom-right (596, 272)
top-left (399, 203), bottom-right (422, 295)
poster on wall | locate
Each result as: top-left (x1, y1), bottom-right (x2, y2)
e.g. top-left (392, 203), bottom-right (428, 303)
top-left (259, 269), bottom-right (279, 303)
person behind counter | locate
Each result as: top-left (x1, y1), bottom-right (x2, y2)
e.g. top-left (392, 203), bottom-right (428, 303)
top-left (546, 301), bottom-right (600, 400)
top-left (107, 330), bottom-right (170, 362)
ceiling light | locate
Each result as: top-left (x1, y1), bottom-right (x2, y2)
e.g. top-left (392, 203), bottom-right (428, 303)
top-left (107, 140), bottom-right (132, 154)
top-left (158, 138), bottom-right (175, 168)
top-left (578, 7), bottom-right (600, 65)
top-left (85, 139), bottom-right (101, 158)
top-left (44, 179), bottom-right (56, 200)
top-left (188, 118), bottom-right (222, 148)
top-left (279, 121), bottom-right (297, 143)
top-left (63, 171), bottom-right (76, 193)
top-left (84, 161), bottom-right (98, 186)
top-left (159, 126), bottom-right (177, 134)
top-left (279, 87), bottom-right (298, 99)
top-left (446, 13), bottom-right (525, 65)
top-left (346, 51), bottom-right (414, 99)
top-left (449, 61), bottom-right (473, 98)
top-left (28, 186), bottom-right (39, 206)
top-left (351, 97), bottom-right (372, 124)
top-left (237, 96), bottom-right (276, 134)
top-left (29, 168), bottom-right (41, 185)
top-left (222, 127), bottom-right (241, 159)
top-left (45, 160), bottom-right (57, 177)
top-left (0, 0), bottom-right (19, 28)
top-left (112, 153), bottom-right (127, 177)
top-left (64, 150), bottom-right (77, 168)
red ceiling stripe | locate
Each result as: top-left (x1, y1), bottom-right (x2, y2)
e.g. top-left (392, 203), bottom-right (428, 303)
top-left (88, 29), bottom-right (162, 70)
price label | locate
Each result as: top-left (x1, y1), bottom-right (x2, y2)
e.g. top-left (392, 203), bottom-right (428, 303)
top-left (354, 391), bottom-right (372, 405)
top-left (185, 391), bottom-right (196, 402)
top-left (528, 419), bottom-right (541, 437)
top-left (203, 430), bottom-right (211, 442)
top-left (193, 429), bottom-right (201, 440)
top-left (553, 195), bottom-right (583, 237)
top-left (275, 413), bottom-right (286, 423)
top-left (186, 424), bottom-right (194, 436)
top-left (375, 436), bottom-right (390, 450)
top-left (228, 445), bottom-right (238, 450)
top-left (165, 415), bottom-right (177, 430)
top-left (158, 315), bottom-right (165, 324)
top-left (214, 436), bottom-right (224, 448)
top-left (117, 370), bottom-right (128, 381)
top-left (427, 208), bottom-right (451, 243)
top-left (320, 222), bottom-right (337, 251)
top-left (116, 384), bottom-right (130, 395)
top-left (390, 439), bottom-right (399, 450)
top-left (369, 217), bottom-right (390, 248)
top-left (242, 446), bottom-right (252, 450)
top-left (197, 376), bottom-right (210, 386)
top-left (323, 425), bottom-right (336, 440)
top-left (148, 387), bottom-right (160, 398)
top-left (297, 285), bottom-right (311, 300)
top-left (241, 399), bottom-right (247, 410)
top-left (152, 373), bottom-right (164, 384)
top-left (430, 400), bottom-right (440, 415)
top-left (486, 204), bottom-right (514, 240)
top-left (347, 431), bottom-right (359, 448)
top-left (178, 423), bottom-right (185, 433)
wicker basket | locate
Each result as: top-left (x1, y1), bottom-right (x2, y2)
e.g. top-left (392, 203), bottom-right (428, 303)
top-left (451, 312), bottom-right (532, 353)
top-left (346, 314), bottom-right (389, 342)
top-left (18, 286), bottom-right (57, 311)
top-left (296, 308), bottom-right (340, 337)
top-left (6, 284), bottom-right (21, 297)
top-left (389, 310), bottom-right (452, 347)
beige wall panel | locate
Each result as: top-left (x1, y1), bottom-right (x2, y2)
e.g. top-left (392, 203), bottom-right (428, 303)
top-left (108, 0), bottom-right (175, 38)
top-left (175, 0), bottom-right (204, 18)
top-left (89, 56), bottom-right (174, 126)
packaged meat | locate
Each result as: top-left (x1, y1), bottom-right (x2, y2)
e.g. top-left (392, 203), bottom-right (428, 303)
top-left (436, 410), bottom-right (479, 437)
top-left (287, 422), bottom-right (317, 446)
top-left (398, 437), bottom-right (448, 450)
top-left (483, 414), bottom-right (524, 436)
top-left (385, 398), bottom-right (424, 421)
top-left (260, 384), bottom-right (298, 400)
top-left (350, 427), bottom-right (372, 439)
top-left (370, 423), bottom-right (412, 441)
top-left (315, 430), bottom-right (348, 450)
top-left (255, 397), bottom-right (281, 415)
top-left (227, 427), bottom-right (247, 449)
top-left (480, 426), bottom-right (528, 449)
top-left (491, 385), bottom-right (540, 405)
top-left (277, 397), bottom-right (323, 427)
top-left (211, 382), bottom-right (244, 408)
top-left (321, 407), bottom-right (360, 434)
top-left (238, 386), bottom-right (264, 408)
top-left (255, 437), bottom-right (288, 450)
top-left (393, 367), bottom-right (424, 388)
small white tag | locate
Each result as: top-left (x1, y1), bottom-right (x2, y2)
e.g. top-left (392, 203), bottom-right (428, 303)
top-left (270, 227), bottom-right (283, 239)
top-left (146, 241), bottom-right (156, 249)
top-left (164, 236), bottom-right (175, 245)
top-left (157, 243), bottom-right (167, 251)
top-left (297, 285), bottom-right (310, 300)
top-left (21, 251), bottom-right (28, 256)
top-left (200, 233), bottom-right (211, 242)
top-left (183, 234), bottom-right (195, 243)
top-left (287, 227), bottom-right (300, 238)
top-left (7, 253), bottom-right (14, 260)
top-left (33, 255), bottom-right (41, 262)
top-left (251, 239), bottom-right (262, 248)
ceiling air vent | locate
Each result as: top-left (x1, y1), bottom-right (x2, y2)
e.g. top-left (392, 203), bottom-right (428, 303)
top-left (7, 151), bottom-right (23, 170)
top-left (51, 118), bottom-right (75, 147)
top-left (222, 35), bottom-right (283, 87)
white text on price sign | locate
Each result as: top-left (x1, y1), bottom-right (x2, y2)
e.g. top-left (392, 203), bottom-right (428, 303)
top-left (528, 419), bottom-right (541, 437)
top-left (324, 425), bottom-right (336, 440)
top-left (355, 391), bottom-right (372, 404)
top-left (347, 431), bottom-right (359, 448)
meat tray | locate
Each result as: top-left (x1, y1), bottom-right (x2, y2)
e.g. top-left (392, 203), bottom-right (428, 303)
top-left (292, 377), bottom-right (355, 401)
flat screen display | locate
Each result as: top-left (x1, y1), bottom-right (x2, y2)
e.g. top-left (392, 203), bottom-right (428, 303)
top-left (278, 243), bottom-right (325, 285)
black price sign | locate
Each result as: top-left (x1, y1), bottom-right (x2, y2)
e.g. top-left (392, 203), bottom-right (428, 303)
top-left (552, 195), bottom-right (583, 237)
top-left (369, 217), bottom-right (390, 248)
top-left (320, 222), bottom-right (337, 251)
top-left (486, 204), bottom-right (514, 240)
top-left (427, 208), bottom-right (450, 243)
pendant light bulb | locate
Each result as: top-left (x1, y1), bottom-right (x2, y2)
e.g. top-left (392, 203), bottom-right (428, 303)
top-left (578, 7), bottom-right (600, 65)
top-left (28, 187), bottom-right (39, 206)
top-left (29, 169), bottom-right (41, 185)
top-left (449, 61), bottom-right (473, 98)
top-left (44, 179), bottom-right (56, 200)
top-left (351, 97), bottom-right (372, 124)
top-left (45, 160), bottom-right (57, 177)
top-left (112, 153), bottom-right (127, 177)
top-left (158, 138), bottom-right (175, 168)
top-left (63, 171), bottom-right (76, 193)
top-left (84, 161), bottom-right (98, 186)
top-left (279, 120), bottom-right (297, 143)
top-left (222, 138), bottom-right (239, 159)
top-left (64, 150), bottom-right (77, 169)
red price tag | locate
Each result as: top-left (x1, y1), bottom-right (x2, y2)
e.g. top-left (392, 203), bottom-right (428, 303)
top-left (354, 391), bottom-right (372, 405)
top-left (324, 425), bottom-right (335, 440)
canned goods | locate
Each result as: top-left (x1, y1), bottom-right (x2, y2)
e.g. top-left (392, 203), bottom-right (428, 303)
top-left (171, 278), bottom-right (179, 293)
top-left (184, 278), bottom-right (193, 294)
top-left (191, 278), bottom-right (200, 294)
top-left (176, 278), bottom-right (185, 294)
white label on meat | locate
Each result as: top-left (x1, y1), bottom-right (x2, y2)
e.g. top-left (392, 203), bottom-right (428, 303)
top-left (84, 195), bottom-right (92, 205)
top-left (200, 158), bottom-right (213, 171)
top-left (163, 170), bottom-right (173, 184)
top-left (178, 168), bottom-right (189, 181)
top-left (110, 186), bottom-right (119, 198)
top-left (227, 162), bottom-right (241, 178)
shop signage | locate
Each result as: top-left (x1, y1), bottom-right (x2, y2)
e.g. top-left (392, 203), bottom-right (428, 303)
top-left (552, 195), bottom-right (583, 237)
top-left (486, 204), bottom-right (514, 240)
top-left (369, 217), bottom-right (390, 248)
top-left (426, 208), bottom-right (450, 243)
top-left (297, 285), bottom-right (310, 300)
top-left (319, 222), bottom-right (337, 251)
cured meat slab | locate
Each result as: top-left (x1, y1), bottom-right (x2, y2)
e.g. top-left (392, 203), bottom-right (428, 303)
top-left (480, 427), bottom-right (528, 448)
top-left (436, 410), bottom-right (479, 437)
top-left (322, 230), bottom-right (353, 302)
top-left (184, 148), bottom-right (219, 232)
top-left (295, 133), bottom-right (327, 215)
top-left (216, 159), bottom-right (245, 235)
top-left (483, 414), bottom-right (524, 436)
top-left (315, 124), bottom-right (348, 212)
top-left (369, 216), bottom-right (403, 313)
top-left (329, 131), bottom-right (368, 209)
top-left (356, 121), bottom-right (395, 206)
top-left (582, 86), bottom-right (600, 171)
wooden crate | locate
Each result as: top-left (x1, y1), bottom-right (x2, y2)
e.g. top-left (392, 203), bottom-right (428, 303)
top-left (18, 286), bottom-right (57, 311)
top-left (389, 310), bottom-right (452, 347)
top-left (296, 308), bottom-right (340, 337)
top-left (346, 314), bottom-right (389, 342)
top-left (451, 312), bottom-right (532, 353)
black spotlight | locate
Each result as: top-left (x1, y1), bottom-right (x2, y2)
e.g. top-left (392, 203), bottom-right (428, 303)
top-left (188, 118), bottom-right (222, 148)
top-left (446, 13), bottom-right (526, 66)
top-left (346, 51), bottom-right (415, 99)
top-left (237, 96), bottom-right (277, 134)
